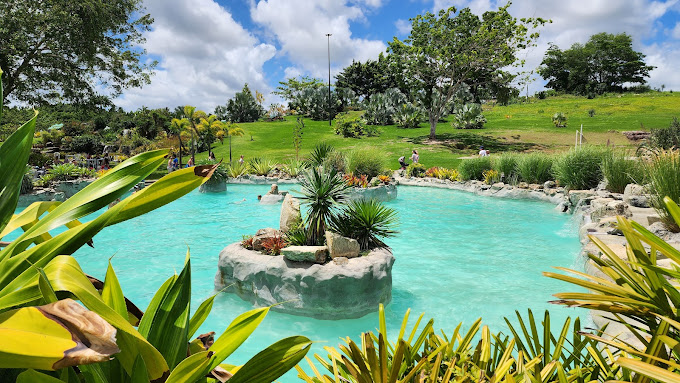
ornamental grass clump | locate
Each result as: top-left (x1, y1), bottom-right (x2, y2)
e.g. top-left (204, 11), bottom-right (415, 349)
top-left (551, 146), bottom-right (607, 189)
top-left (601, 150), bottom-right (644, 193)
top-left (646, 150), bottom-right (680, 231)
top-left (458, 157), bottom-right (492, 181)
top-left (346, 148), bottom-right (386, 179)
top-left (329, 199), bottom-right (398, 250)
top-left (492, 152), bottom-right (519, 181)
top-left (516, 153), bottom-right (553, 184)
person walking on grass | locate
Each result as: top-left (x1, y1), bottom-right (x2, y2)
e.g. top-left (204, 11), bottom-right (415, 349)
top-left (398, 155), bottom-right (407, 170)
top-left (479, 146), bottom-right (489, 157)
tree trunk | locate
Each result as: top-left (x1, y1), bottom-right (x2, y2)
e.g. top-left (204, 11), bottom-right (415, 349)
top-left (429, 114), bottom-right (437, 140)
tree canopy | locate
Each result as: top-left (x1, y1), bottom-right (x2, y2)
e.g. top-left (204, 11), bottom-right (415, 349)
top-left (335, 54), bottom-right (400, 101)
top-left (0, 0), bottom-right (156, 106)
top-left (225, 84), bottom-right (264, 123)
top-left (387, 3), bottom-right (545, 139)
top-left (538, 33), bottom-right (654, 95)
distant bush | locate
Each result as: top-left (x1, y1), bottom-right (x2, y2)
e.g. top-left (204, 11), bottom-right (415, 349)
top-left (552, 146), bottom-right (607, 189)
top-left (70, 134), bottom-right (102, 154)
top-left (493, 153), bottom-right (520, 181)
top-left (322, 151), bottom-right (347, 174)
top-left (516, 153), bottom-right (553, 184)
top-left (458, 157), bottom-right (492, 181)
top-left (646, 150), bottom-right (680, 231)
top-left (346, 149), bottom-right (386, 179)
top-left (588, 109), bottom-right (596, 117)
top-left (552, 112), bottom-right (567, 128)
top-left (28, 152), bottom-right (54, 168)
top-left (21, 165), bottom-right (33, 194)
top-left (601, 151), bottom-right (644, 193)
top-left (334, 113), bottom-right (366, 138)
top-left (363, 88), bottom-right (406, 125)
top-left (452, 103), bottom-right (486, 129)
top-left (394, 103), bottom-right (423, 129)
top-left (649, 118), bottom-right (680, 150)
top-left (406, 162), bottom-right (426, 177)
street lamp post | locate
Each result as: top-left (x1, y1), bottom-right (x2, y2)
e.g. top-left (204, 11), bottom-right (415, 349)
top-left (326, 33), bottom-right (332, 126)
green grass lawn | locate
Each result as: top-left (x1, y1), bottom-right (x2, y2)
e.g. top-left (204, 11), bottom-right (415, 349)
top-left (194, 92), bottom-right (680, 171)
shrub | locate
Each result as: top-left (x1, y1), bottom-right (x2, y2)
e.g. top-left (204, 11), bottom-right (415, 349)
top-left (406, 162), bottom-right (426, 177)
top-left (458, 157), bottom-right (492, 181)
top-left (241, 235), bottom-right (254, 250)
top-left (516, 153), bottom-right (553, 184)
top-left (493, 153), bottom-right (519, 180)
top-left (333, 113), bottom-right (365, 138)
top-left (588, 109), bottom-right (596, 117)
top-left (344, 173), bottom-right (369, 188)
top-left (424, 167), bottom-right (459, 181)
top-left (482, 169), bottom-right (500, 184)
top-left (21, 165), bottom-right (33, 194)
top-left (282, 159), bottom-right (307, 177)
top-left (363, 88), bottom-right (405, 125)
top-left (226, 162), bottom-right (249, 177)
top-left (248, 157), bottom-right (274, 176)
top-left (322, 151), bottom-right (347, 174)
top-left (261, 235), bottom-right (287, 255)
top-left (552, 146), bottom-right (607, 189)
top-left (329, 199), bottom-right (398, 250)
top-left (70, 134), bottom-right (102, 154)
top-left (284, 225), bottom-right (307, 246)
top-left (47, 163), bottom-right (96, 182)
top-left (346, 149), bottom-right (386, 179)
top-left (649, 117), bottom-right (680, 150)
top-left (601, 151), bottom-right (644, 193)
top-left (646, 150), bottom-right (680, 231)
top-left (28, 151), bottom-right (54, 168)
top-left (552, 112), bottom-right (567, 127)
top-left (363, 125), bottom-right (381, 137)
top-left (394, 103), bottom-right (423, 129)
top-left (452, 103), bottom-right (486, 129)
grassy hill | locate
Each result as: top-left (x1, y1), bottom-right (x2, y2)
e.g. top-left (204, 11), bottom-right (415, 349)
top-left (197, 92), bottom-right (679, 170)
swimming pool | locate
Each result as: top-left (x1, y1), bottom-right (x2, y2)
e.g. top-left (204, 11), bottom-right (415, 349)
top-left (14, 184), bottom-right (583, 380)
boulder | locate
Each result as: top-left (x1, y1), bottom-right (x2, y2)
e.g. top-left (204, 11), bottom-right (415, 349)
top-left (267, 183), bottom-right (279, 195)
top-left (568, 190), bottom-right (597, 207)
top-left (259, 194), bottom-right (284, 204)
top-left (214, 243), bottom-right (395, 319)
top-left (252, 228), bottom-right (280, 251)
top-left (590, 199), bottom-right (632, 221)
top-left (325, 231), bottom-right (360, 259)
top-left (282, 246), bottom-right (328, 263)
top-left (279, 194), bottom-right (301, 232)
top-left (623, 184), bottom-right (650, 208)
top-left (543, 180), bottom-right (556, 189)
top-left (198, 181), bottom-right (226, 193)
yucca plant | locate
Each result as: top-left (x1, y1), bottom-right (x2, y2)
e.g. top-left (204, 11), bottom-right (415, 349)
top-left (545, 197), bottom-right (680, 382)
top-left (0, 68), bottom-right (311, 382)
top-left (308, 142), bottom-right (335, 167)
top-left (249, 157), bottom-right (274, 176)
top-left (297, 166), bottom-right (349, 246)
top-left (328, 199), bottom-right (398, 250)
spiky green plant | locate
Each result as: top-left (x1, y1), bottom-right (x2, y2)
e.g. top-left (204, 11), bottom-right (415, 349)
top-left (329, 199), bottom-right (398, 250)
top-left (308, 142), bottom-right (335, 167)
top-left (283, 159), bottom-right (307, 178)
top-left (226, 161), bottom-right (249, 178)
top-left (297, 166), bottom-right (349, 246)
top-left (248, 157), bottom-right (274, 176)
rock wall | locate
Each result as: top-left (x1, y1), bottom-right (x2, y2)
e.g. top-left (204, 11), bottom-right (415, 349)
top-left (214, 243), bottom-right (395, 319)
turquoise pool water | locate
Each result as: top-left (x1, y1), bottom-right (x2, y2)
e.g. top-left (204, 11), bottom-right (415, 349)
top-left (13, 185), bottom-right (583, 380)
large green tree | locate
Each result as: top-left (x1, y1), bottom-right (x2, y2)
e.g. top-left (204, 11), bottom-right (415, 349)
top-left (538, 33), bottom-right (654, 95)
top-left (273, 76), bottom-right (324, 110)
top-left (0, 0), bottom-right (155, 105)
top-left (335, 54), bottom-right (401, 100)
top-left (225, 84), bottom-right (263, 123)
top-left (388, 3), bottom-right (545, 139)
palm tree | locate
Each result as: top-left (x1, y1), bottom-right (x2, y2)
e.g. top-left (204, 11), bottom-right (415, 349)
top-left (182, 105), bottom-right (206, 163)
top-left (169, 118), bottom-right (190, 167)
top-left (222, 122), bottom-right (245, 163)
top-left (196, 115), bottom-right (223, 154)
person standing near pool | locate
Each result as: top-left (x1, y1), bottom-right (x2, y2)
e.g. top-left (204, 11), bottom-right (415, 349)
top-left (239, 155), bottom-right (244, 165)
top-left (410, 149), bottom-right (419, 163)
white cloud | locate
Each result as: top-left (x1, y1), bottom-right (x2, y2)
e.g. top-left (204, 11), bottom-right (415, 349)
top-left (672, 22), bottom-right (680, 39)
top-left (114, 0), bottom-right (276, 112)
top-left (251, 0), bottom-right (387, 80)
top-left (430, 0), bottom-right (680, 93)
top-left (395, 19), bottom-right (412, 35)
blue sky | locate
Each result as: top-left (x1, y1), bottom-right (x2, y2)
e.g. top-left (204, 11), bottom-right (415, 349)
top-left (114, 0), bottom-right (680, 111)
